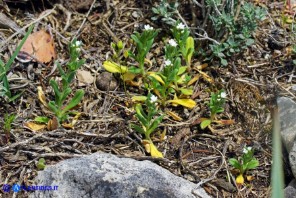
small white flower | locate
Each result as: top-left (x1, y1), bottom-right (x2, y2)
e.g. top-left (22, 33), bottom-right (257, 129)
top-left (150, 94), bottom-right (158, 103)
top-left (75, 40), bottom-right (82, 47)
top-left (164, 59), bottom-right (172, 66)
top-left (220, 92), bottom-right (227, 99)
top-left (243, 147), bottom-right (252, 154)
top-left (176, 23), bottom-right (185, 30)
top-left (168, 39), bottom-right (177, 47)
top-left (144, 24), bottom-right (153, 31)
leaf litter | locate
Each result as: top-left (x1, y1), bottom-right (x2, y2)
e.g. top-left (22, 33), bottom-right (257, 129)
top-left (0, 1), bottom-right (295, 197)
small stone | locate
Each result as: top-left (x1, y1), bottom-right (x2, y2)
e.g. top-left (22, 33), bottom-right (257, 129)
top-left (76, 70), bottom-right (94, 86)
top-left (95, 72), bottom-right (118, 91)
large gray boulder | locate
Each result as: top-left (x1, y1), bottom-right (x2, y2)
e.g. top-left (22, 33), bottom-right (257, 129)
top-left (30, 152), bottom-right (211, 198)
top-left (278, 97), bottom-right (296, 153)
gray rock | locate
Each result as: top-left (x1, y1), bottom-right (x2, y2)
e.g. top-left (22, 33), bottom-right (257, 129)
top-left (284, 179), bottom-right (296, 198)
top-left (277, 97), bottom-right (296, 153)
top-left (30, 153), bottom-right (211, 198)
top-left (290, 144), bottom-right (296, 179)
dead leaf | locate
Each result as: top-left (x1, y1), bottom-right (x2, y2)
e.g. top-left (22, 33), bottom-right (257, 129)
top-left (213, 119), bottom-right (235, 125)
top-left (166, 111), bottom-right (183, 121)
top-left (47, 117), bottom-right (58, 131)
top-left (194, 63), bottom-right (208, 70)
top-left (77, 70), bottom-right (94, 86)
top-left (37, 86), bottom-right (48, 108)
top-left (18, 29), bottom-right (56, 63)
top-left (62, 113), bottom-right (81, 129)
top-left (187, 74), bottom-right (200, 86)
top-left (24, 122), bottom-right (46, 132)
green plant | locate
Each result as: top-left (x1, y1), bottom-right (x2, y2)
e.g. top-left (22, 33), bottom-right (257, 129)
top-left (4, 113), bottom-right (16, 134)
top-left (104, 23), bottom-right (196, 109)
top-left (3, 113), bottom-right (16, 142)
top-left (0, 26), bottom-right (33, 101)
top-left (200, 90), bottom-right (226, 129)
top-left (36, 158), bottom-right (46, 170)
top-left (171, 22), bottom-right (195, 68)
top-left (47, 39), bottom-right (85, 123)
top-left (131, 93), bottom-right (164, 157)
top-left (151, 0), bottom-right (179, 25)
top-left (205, 1), bottom-right (266, 65)
top-left (129, 25), bottom-right (159, 76)
top-left (229, 146), bottom-right (259, 185)
top-left (131, 93), bottom-right (163, 141)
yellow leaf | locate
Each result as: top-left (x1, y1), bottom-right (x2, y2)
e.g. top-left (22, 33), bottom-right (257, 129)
top-left (103, 61), bottom-right (128, 73)
top-left (160, 128), bottom-right (167, 141)
top-left (132, 95), bottom-right (147, 102)
top-left (122, 72), bottom-right (136, 81)
top-left (62, 113), bottom-right (81, 129)
top-left (150, 142), bottom-right (163, 158)
top-left (37, 86), bottom-right (48, 108)
top-left (145, 58), bottom-right (152, 67)
top-left (198, 70), bottom-right (214, 83)
top-left (187, 74), bottom-right (200, 86)
top-left (246, 175), bottom-right (254, 181)
top-left (148, 72), bottom-right (165, 85)
top-left (142, 140), bottom-right (163, 158)
top-left (236, 174), bottom-right (244, 185)
top-left (167, 99), bottom-right (196, 109)
top-left (166, 111), bottom-right (183, 121)
top-left (24, 122), bottom-right (46, 132)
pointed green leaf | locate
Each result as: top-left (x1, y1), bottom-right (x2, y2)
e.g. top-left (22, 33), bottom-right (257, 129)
top-left (131, 123), bottom-right (145, 134)
top-left (146, 116), bottom-right (163, 136)
top-left (62, 90), bottom-right (84, 113)
top-left (34, 116), bottom-right (50, 124)
top-left (229, 158), bottom-right (241, 170)
top-left (200, 119), bottom-right (212, 129)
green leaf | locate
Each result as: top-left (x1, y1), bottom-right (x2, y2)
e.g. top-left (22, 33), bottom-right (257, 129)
top-left (37, 158), bottom-right (46, 170)
top-left (177, 66), bottom-right (187, 75)
top-left (179, 88), bottom-right (193, 95)
top-left (135, 104), bottom-right (148, 127)
top-left (131, 34), bottom-right (143, 49)
top-left (34, 116), bottom-right (50, 124)
top-left (246, 159), bottom-right (259, 170)
top-left (146, 115), bottom-right (163, 136)
top-left (185, 36), bottom-right (194, 64)
top-left (60, 87), bottom-right (72, 105)
top-left (62, 90), bottom-right (84, 113)
top-left (131, 123), bottom-right (145, 134)
top-left (200, 119), bottom-right (212, 129)
top-left (229, 158), bottom-right (241, 170)
top-left (48, 101), bottom-right (59, 114)
top-left (128, 66), bottom-right (142, 74)
top-left (5, 25), bottom-right (33, 71)
top-left (49, 80), bottom-right (61, 103)
top-left (8, 91), bottom-right (23, 102)
top-left (221, 58), bottom-right (228, 66)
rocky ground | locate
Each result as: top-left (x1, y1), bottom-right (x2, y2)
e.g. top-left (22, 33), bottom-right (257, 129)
top-left (0, 0), bottom-right (295, 197)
